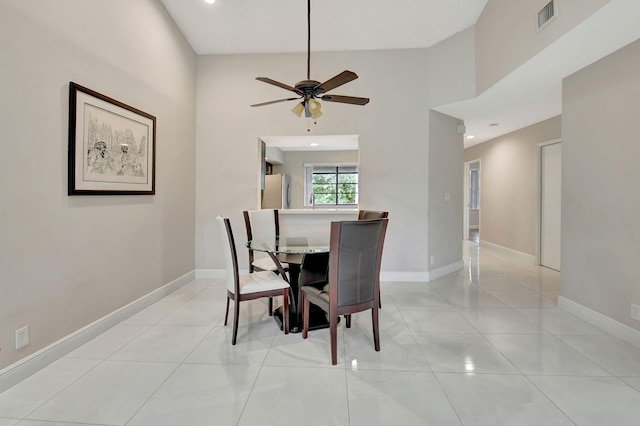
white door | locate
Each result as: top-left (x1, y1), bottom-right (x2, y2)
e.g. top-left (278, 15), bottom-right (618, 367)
top-left (540, 143), bottom-right (561, 271)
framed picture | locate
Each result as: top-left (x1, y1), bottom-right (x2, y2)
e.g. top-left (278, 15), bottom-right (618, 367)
top-left (68, 82), bottom-right (156, 195)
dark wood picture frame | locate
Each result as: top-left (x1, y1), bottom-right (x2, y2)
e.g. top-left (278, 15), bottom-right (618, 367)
top-left (68, 82), bottom-right (156, 195)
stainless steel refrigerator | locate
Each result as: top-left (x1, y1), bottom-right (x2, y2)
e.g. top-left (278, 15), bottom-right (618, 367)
top-left (262, 174), bottom-right (290, 209)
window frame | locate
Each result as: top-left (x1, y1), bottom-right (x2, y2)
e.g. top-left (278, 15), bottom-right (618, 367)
top-left (304, 163), bottom-right (358, 207)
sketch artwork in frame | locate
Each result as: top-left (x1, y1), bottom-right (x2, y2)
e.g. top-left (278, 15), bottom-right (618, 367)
top-left (68, 82), bottom-right (156, 195)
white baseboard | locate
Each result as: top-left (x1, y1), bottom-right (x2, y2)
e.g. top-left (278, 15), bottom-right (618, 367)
top-left (0, 271), bottom-right (195, 393)
top-left (201, 264), bottom-right (468, 283)
top-left (479, 240), bottom-right (536, 264)
top-left (380, 271), bottom-right (429, 282)
top-left (196, 269), bottom-right (246, 279)
top-left (195, 269), bottom-right (227, 279)
top-left (202, 264), bottom-right (464, 284)
top-left (380, 261), bottom-right (463, 282)
top-left (204, 268), bottom-right (452, 283)
top-left (558, 296), bottom-right (640, 349)
top-left (427, 261), bottom-right (464, 281)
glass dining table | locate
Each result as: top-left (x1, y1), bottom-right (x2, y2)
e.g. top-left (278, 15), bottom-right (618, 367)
top-left (247, 235), bottom-right (332, 333)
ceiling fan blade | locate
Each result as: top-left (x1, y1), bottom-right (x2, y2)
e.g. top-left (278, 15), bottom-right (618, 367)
top-left (315, 70), bottom-right (358, 93)
top-left (321, 94), bottom-right (370, 106)
top-left (256, 77), bottom-right (297, 93)
top-left (251, 97), bottom-right (300, 107)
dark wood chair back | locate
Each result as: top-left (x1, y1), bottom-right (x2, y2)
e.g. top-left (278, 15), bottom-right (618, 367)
top-left (357, 210), bottom-right (389, 220)
top-left (330, 219), bottom-right (387, 309)
top-left (301, 218), bottom-right (388, 364)
top-left (218, 216), bottom-right (241, 296)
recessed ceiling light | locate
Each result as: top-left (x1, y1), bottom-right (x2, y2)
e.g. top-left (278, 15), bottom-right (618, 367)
top-left (466, 135), bottom-right (475, 139)
top-left (309, 142), bottom-right (319, 147)
top-left (204, 0), bottom-right (215, 4)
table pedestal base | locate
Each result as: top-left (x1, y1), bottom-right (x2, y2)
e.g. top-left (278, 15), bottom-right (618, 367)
top-left (272, 305), bottom-right (338, 334)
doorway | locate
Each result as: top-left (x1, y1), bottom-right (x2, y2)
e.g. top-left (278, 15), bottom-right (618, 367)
top-left (463, 160), bottom-right (481, 243)
top-left (540, 142), bottom-right (561, 271)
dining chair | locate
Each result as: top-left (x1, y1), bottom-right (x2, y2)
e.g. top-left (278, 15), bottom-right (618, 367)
top-left (300, 212), bottom-right (388, 287)
top-left (301, 210), bottom-right (390, 328)
top-left (301, 218), bottom-right (388, 365)
top-left (217, 216), bottom-right (290, 345)
top-left (243, 209), bottom-right (289, 315)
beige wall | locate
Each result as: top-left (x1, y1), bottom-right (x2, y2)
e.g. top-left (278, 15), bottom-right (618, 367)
top-left (469, 210), bottom-right (480, 228)
top-left (428, 111), bottom-right (465, 270)
top-left (464, 117), bottom-right (561, 255)
top-left (428, 27), bottom-right (476, 107)
top-left (0, 1), bottom-right (197, 369)
top-left (476, 0), bottom-right (611, 93)
top-left (273, 150), bottom-right (359, 209)
top-left (562, 39), bottom-right (640, 331)
top-left (196, 44), bottom-right (472, 277)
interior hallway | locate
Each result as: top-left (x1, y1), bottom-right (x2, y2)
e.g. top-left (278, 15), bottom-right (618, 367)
top-left (1, 242), bottom-right (640, 425)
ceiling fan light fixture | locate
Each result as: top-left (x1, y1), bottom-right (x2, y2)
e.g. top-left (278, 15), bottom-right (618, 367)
top-left (291, 102), bottom-right (305, 117)
top-left (308, 99), bottom-right (322, 119)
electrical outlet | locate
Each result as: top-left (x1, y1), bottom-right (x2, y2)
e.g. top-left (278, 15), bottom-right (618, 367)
top-left (15, 326), bottom-right (29, 350)
top-left (444, 193), bottom-right (450, 202)
top-left (430, 255), bottom-right (435, 265)
top-left (631, 303), bottom-right (640, 322)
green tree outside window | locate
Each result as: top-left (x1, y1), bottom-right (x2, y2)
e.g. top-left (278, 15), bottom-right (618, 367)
top-left (311, 166), bottom-right (358, 205)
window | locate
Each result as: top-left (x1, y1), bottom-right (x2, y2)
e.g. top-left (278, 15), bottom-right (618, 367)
top-left (469, 169), bottom-right (480, 210)
top-left (304, 164), bottom-right (358, 206)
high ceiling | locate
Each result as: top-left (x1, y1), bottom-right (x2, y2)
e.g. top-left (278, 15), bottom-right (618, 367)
top-left (159, 0), bottom-right (640, 148)
top-left (159, 0), bottom-right (488, 55)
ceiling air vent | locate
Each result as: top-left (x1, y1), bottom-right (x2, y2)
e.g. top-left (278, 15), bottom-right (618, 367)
top-left (537, 0), bottom-right (556, 31)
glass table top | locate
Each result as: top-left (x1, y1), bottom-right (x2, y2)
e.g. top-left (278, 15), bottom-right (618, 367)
top-left (247, 235), bottom-right (330, 254)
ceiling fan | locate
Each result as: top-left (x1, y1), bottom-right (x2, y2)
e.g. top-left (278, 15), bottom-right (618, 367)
top-left (250, 0), bottom-right (370, 120)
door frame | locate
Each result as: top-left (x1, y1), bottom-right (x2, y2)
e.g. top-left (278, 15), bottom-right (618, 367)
top-left (536, 138), bottom-right (562, 266)
top-left (463, 159), bottom-right (481, 241)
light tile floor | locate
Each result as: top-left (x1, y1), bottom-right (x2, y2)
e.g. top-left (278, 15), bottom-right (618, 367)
top-left (2, 241), bottom-right (640, 425)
